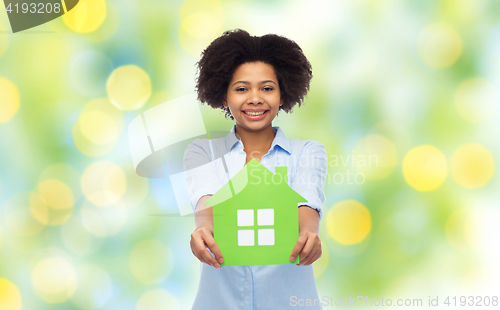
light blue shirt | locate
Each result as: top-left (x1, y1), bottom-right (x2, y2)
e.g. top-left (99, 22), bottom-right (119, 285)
top-left (184, 125), bottom-right (328, 310)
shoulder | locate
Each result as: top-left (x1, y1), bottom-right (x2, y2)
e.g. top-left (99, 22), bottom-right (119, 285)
top-left (287, 137), bottom-right (326, 158)
top-left (184, 136), bottom-right (232, 161)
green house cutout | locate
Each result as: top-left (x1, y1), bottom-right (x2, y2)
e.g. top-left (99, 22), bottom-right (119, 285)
top-left (204, 158), bottom-right (307, 266)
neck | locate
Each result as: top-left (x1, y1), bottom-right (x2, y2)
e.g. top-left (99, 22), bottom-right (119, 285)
top-left (234, 123), bottom-right (276, 152)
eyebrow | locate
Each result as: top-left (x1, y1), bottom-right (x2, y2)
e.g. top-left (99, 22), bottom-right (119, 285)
top-left (231, 80), bottom-right (277, 87)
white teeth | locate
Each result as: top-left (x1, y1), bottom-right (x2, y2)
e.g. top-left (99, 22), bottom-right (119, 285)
top-left (245, 111), bottom-right (266, 116)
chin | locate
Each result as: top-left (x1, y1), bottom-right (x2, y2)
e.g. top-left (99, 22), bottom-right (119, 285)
top-left (239, 122), bottom-right (273, 131)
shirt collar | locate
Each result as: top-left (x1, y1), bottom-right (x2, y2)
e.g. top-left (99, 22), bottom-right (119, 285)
top-left (226, 124), bottom-right (291, 154)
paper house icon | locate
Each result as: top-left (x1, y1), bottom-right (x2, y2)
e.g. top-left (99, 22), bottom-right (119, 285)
top-left (204, 159), bottom-right (307, 266)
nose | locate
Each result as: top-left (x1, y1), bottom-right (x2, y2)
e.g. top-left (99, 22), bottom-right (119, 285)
top-left (246, 88), bottom-right (263, 105)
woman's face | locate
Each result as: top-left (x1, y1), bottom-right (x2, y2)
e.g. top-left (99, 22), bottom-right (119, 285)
top-left (223, 61), bottom-right (283, 133)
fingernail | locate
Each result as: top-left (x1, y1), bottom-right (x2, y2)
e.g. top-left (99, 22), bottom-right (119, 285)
top-left (290, 256), bottom-right (296, 261)
top-left (218, 258), bottom-right (224, 264)
top-left (214, 263), bottom-right (220, 268)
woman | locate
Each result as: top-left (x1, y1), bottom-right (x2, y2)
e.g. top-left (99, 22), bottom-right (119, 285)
top-left (184, 29), bottom-right (328, 309)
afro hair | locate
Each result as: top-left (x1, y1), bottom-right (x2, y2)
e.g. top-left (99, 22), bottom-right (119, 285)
top-left (195, 29), bottom-right (313, 120)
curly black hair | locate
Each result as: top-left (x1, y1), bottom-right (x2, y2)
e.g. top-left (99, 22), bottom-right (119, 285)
top-left (195, 29), bottom-right (313, 120)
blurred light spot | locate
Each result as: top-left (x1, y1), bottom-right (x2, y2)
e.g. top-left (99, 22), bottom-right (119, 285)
top-left (79, 111), bottom-right (118, 144)
top-left (39, 164), bottom-right (82, 202)
top-left (6, 204), bottom-right (45, 237)
top-left (0, 77), bottom-right (20, 124)
top-left (136, 289), bottom-right (180, 310)
top-left (13, 35), bottom-right (68, 97)
top-left (451, 143), bottom-right (495, 189)
top-left (61, 216), bottom-right (104, 255)
top-left (68, 49), bottom-right (113, 96)
top-left (442, 0), bottom-right (488, 24)
top-left (353, 134), bottom-right (398, 180)
top-left (30, 191), bottom-right (73, 226)
top-left (454, 78), bottom-right (498, 123)
top-left (72, 123), bottom-right (115, 157)
top-left (81, 201), bottom-right (128, 237)
top-left (31, 257), bottom-right (77, 303)
top-left (0, 278), bottom-right (22, 310)
top-left (418, 23), bottom-right (462, 68)
top-left (81, 161), bottom-right (126, 206)
top-left (4, 192), bottom-right (45, 236)
top-left (129, 240), bottom-right (173, 284)
top-left (106, 65), bottom-right (152, 111)
top-left (402, 145), bottom-right (448, 191)
top-left (445, 208), bottom-right (477, 251)
top-left (178, 0), bottom-right (223, 58)
top-left (370, 121), bottom-right (412, 152)
top-left (71, 264), bottom-right (112, 309)
top-left (181, 12), bottom-right (221, 40)
top-left (82, 1), bottom-right (120, 42)
top-left (121, 163), bottom-right (149, 209)
top-left (73, 98), bottom-right (124, 157)
top-left (0, 22), bottom-right (8, 58)
top-left (62, 0), bottom-right (107, 33)
top-left (38, 179), bottom-right (74, 210)
top-left (29, 179), bottom-right (75, 226)
top-left (326, 200), bottom-right (371, 245)
top-left (313, 242), bottom-right (329, 278)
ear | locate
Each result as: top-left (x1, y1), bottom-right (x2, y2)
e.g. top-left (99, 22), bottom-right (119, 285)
top-left (223, 96), bottom-right (228, 108)
top-left (279, 97), bottom-right (284, 107)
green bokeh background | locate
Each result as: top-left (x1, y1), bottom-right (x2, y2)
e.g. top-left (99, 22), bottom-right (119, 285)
top-left (0, 0), bottom-right (499, 309)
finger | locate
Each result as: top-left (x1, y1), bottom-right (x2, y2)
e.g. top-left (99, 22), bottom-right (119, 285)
top-left (300, 247), bottom-right (319, 266)
top-left (191, 237), bottom-right (207, 264)
top-left (290, 235), bottom-right (307, 262)
top-left (201, 229), bottom-right (223, 263)
top-left (190, 238), bottom-right (202, 261)
top-left (200, 230), bottom-right (222, 268)
top-left (198, 243), bottom-right (220, 268)
top-left (204, 235), bottom-right (224, 265)
top-left (192, 233), bottom-right (219, 267)
top-left (301, 242), bottom-right (322, 266)
top-left (298, 236), bottom-right (315, 264)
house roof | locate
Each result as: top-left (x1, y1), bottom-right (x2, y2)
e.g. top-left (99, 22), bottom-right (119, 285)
top-left (204, 158), bottom-right (307, 207)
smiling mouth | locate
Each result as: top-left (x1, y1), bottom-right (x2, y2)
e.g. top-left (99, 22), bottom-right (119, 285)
top-left (243, 110), bottom-right (268, 116)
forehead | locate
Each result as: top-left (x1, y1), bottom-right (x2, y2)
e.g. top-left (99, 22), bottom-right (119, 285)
top-left (230, 61), bottom-right (278, 82)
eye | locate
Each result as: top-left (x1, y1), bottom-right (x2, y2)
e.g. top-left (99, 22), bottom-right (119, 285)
top-left (236, 87), bottom-right (246, 92)
top-left (263, 86), bottom-right (274, 91)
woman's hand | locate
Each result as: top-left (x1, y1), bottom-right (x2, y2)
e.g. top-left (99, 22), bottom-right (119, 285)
top-left (190, 195), bottom-right (224, 268)
top-left (290, 206), bottom-right (322, 266)
top-left (190, 225), bottom-right (224, 269)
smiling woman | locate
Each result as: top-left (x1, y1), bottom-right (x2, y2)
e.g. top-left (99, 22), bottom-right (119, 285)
top-left (195, 29), bottom-right (313, 120)
top-left (185, 29), bottom-right (328, 310)
top-left (224, 62), bottom-right (282, 126)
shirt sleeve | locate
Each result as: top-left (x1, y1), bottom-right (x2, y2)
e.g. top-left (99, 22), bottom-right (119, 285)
top-left (290, 140), bottom-right (328, 220)
top-left (183, 139), bottom-right (225, 212)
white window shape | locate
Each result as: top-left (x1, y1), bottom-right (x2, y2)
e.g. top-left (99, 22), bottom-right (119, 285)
top-left (238, 229), bottom-right (254, 246)
top-left (237, 209), bottom-right (254, 226)
top-left (258, 229), bottom-right (275, 246)
top-left (257, 209), bottom-right (274, 226)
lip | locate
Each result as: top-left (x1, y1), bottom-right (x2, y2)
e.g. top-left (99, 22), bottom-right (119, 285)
top-left (242, 109), bottom-right (268, 112)
top-left (242, 110), bottom-right (269, 121)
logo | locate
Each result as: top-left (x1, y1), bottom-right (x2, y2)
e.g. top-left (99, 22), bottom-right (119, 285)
top-left (3, 0), bottom-right (79, 33)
